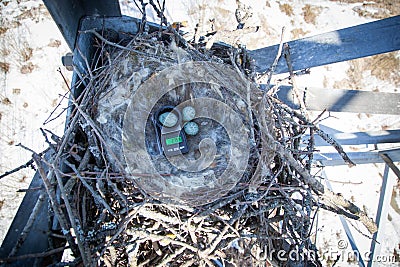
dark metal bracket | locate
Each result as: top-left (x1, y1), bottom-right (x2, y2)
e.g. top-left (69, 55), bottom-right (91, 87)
top-left (42, 0), bottom-right (122, 50)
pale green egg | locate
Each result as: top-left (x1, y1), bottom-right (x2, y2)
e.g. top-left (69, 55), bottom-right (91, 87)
top-left (182, 106), bottom-right (196, 121)
top-left (159, 112), bottom-right (178, 127)
top-left (184, 121), bottom-right (199, 135)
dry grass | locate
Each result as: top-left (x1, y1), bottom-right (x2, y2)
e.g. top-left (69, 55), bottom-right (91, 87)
top-left (15, 3), bottom-right (49, 22)
top-left (0, 47), bottom-right (10, 57)
top-left (291, 28), bottom-right (309, 39)
top-left (0, 62), bottom-right (10, 73)
top-left (1, 97), bottom-right (12, 105)
top-left (19, 45), bottom-right (32, 62)
top-left (333, 52), bottom-right (400, 90)
top-left (333, 58), bottom-right (364, 90)
top-left (0, 27), bottom-right (7, 36)
top-left (279, 3), bottom-right (294, 16)
top-left (302, 4), bottom-right (322, 24)
top-left (48, 39), bottom-right (61, 48)
top-left (20, 62), bottom-right (35, 74)
top-left (366, 53), bottom-right (400, 86)
top-left (1, 33), bottom-right (35, 74)
top-left (329, 0), bottom-right (400, 18)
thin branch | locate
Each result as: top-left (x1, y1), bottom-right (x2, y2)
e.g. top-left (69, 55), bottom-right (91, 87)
top-left (149, 0), bottom-right (168, 26)
top-left (258, 26), bottom-right (285, 88)
top-left (283, 43), bottom-right (308, 116)
top-left (7, 191), bottom-right (46, 257)
top-left (0, 149), bottom-right (48, 179)
top-left (65, 161), bottom-right (117, 217)
top-left (79, 29), bottom-right (175, 62)
top-left (0, 246), bottom-right (68, 263)
top-left (16, 144), bottom-right (79, 257)
top-left (52, 164), bottom-right (92, 265)
top-left (320, 190), bottom-right (377, 234)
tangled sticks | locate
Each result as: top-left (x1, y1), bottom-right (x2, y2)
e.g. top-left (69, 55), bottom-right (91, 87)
top-left (4, 11), bottom-right (376, 267)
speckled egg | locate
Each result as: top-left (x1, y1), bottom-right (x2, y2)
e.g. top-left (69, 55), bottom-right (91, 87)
top-left (184, 121), bottom-right (199, 136)
top-left (182, 106), bottom-right (196, 122)
top-left (159, 112), bottom-right (178, 127)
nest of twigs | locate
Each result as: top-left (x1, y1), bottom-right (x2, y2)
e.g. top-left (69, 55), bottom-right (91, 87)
top-left (2, 3), bottom-right (379, 267)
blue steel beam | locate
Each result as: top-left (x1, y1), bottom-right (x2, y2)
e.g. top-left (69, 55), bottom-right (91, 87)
top-left (250, 16), bottom-right (400, 74)
top-left (314, 148), bottom-right (400, 166)
top-left (367, 164), bottom-right (397, 267)
top-left (307, 130), bottom-right (400, 147)
top-left (274, 86), bottom-right (400, 115)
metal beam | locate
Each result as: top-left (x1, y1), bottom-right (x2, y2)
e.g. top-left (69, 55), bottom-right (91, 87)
top-left (250, 15), bottom-right (400, 74)
top-left (71, 16), bottom-right (141, 98)
top-left (0, 166), bottom-right (51, 266)
top-left (43, 0), bottom-right (122, 50)
top-left (323, 171), bottom-right (365, 267)
top-left (367, 164), bottom-right (396, 267)
top-left (314, 148), bottom-right (400, 166)
top-left (308, 130), bottom-right (400, 147)
top-left (380, 153), bottom-right (400, 180)
top-left (275, 86), bottom-right (400, 115)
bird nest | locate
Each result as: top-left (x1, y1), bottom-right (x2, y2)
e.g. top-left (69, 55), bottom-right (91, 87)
top-left (3, 5), bottom-right (378, 267)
